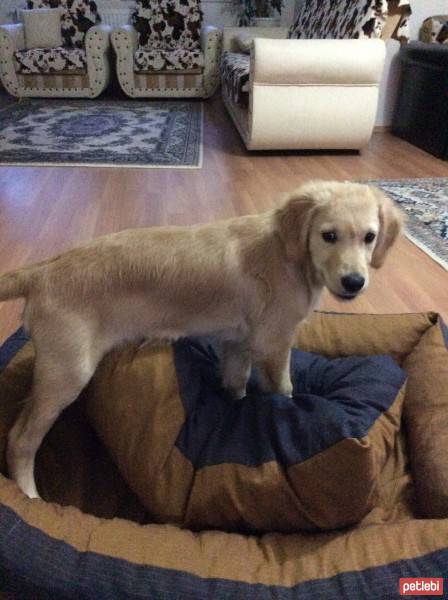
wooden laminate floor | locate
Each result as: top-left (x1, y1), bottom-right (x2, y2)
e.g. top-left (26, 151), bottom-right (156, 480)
top-left (0, 94), bottom-right (447, 342)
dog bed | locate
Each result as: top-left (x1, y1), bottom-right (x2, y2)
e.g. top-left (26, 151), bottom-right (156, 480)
top-left (1, 311), bottom-right (447, 599)
top-left (86, 339), bottom-right (407, 533)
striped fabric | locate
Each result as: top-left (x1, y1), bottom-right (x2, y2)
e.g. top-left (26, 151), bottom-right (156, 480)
top-left (17, 72), bottom-right (90, 90)
top-left (134, 71), bottom-right (203, 91)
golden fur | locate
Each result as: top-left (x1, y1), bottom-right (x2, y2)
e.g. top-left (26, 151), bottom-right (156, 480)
top-left (0, 180), bottom-right (403, 499)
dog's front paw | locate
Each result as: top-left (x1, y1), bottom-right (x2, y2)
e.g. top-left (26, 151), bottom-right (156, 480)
top-left (257, 372), bottom-right (293, 397)
top-left (225, 385), bottom-right (247, 401)
top-left (277, 381), bottom-right (293, 398)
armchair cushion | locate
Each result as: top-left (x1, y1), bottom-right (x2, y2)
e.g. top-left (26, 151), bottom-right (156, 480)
top-left (220, 51), bottom-right (250, 105)
top-left (14, 46), bottom-right (86, 74)
top-left (26, 0), bottom-right (100, 49)
top-left (134, 46), bottom-right (204, 71)
top-left (131, 0), bottom-right (203, 51)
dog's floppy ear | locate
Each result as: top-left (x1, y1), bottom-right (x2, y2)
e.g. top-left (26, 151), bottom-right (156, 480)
top-left (370, 187), bottom-right (405, 269)
top-left (275, 187), bottom-right (317, 263)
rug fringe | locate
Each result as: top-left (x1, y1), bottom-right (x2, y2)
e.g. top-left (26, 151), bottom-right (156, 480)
top-left (405, 232), bottom-right (448, 271)
top-left (0, 161), bottom-right (202, 170)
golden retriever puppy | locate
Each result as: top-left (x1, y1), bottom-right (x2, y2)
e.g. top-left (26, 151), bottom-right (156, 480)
top-left (0, 180), bottom-right (403, 499)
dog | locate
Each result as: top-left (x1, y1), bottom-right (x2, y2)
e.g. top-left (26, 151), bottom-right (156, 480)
top-left (0, 180), bottom-right (403, 499)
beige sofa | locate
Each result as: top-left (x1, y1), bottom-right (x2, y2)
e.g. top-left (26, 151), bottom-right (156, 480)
top-left (222, 31), bottom-right (386, 150)
top-left (220, 0), bottom-right (412, 150)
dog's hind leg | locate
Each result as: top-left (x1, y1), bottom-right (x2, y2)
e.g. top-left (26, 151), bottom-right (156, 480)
top-left (7, 332), bottom-right (101, 499)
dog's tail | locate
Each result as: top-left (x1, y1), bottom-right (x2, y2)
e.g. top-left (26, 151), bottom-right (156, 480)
top-left (0, 268), bottom-right (33, 302)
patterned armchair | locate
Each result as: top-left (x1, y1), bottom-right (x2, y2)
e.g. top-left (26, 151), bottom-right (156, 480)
top-left (221, 0), bottom-right (412, 150)
top-left (0, 0), bottom-right (111, 98)
top-left (111, 0), bottom-right (221, 98)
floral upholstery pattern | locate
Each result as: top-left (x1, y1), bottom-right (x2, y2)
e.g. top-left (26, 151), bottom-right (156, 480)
top-left (395, 16), bottom-right (411, 43)
top-left (131, 0), bottom-right (203, 51)
top-left (15, 46), bottom-right (86, 73)
top-left (111, 23), bottom-right (221, 98)
top-left (26, 0), bottom-right (100, 49)
top-left (134, 47), bottom-right (204, 71)
top-left (288, 0), bottom-right (411, 42)
top-left (220, 51), bottom-right (249, 105)
top-left (420, 16), bottom-right (448, 45)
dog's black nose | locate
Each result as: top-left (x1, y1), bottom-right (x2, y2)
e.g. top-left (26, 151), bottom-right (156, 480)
top-left (341, 274), bottom-right (365, 293)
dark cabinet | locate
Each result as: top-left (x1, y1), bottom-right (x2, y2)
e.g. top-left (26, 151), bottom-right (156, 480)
top-left (392, 42), bottom-right (448, 160)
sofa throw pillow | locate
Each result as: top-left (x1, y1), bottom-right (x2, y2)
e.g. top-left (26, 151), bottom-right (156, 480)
top-left (26, 0), bottom-right (100, 49)
top-left (420, 15), bottom-right (448, 44)
top-left (21, 8), bottom-right (63, 50)
top-left (235, 32), bottom-right (254, 53)
top-left (86, 337), bottom-right (406, 534)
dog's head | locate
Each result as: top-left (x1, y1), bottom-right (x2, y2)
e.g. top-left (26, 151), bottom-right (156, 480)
top-left (275, 181), bottom-right (404, 300)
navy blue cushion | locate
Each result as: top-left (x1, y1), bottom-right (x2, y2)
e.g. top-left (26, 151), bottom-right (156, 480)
top-left (0, 327), bottom-right (28, 373)
top-left (174, 338), bottom-right (406, 469)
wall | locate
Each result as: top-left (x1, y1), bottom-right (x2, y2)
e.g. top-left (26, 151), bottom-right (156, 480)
top-left (0, 0), bottom-right (18, 23)
top-left (94, 0), bottom-right (239, 26)
top-left (0, 0), bottom-right (295, 27)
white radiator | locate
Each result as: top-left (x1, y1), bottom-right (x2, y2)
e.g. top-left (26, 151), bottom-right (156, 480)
top-left (14, 7), bottom-right (131, 26)
top-left (100, 8), bottom-right (131, 27)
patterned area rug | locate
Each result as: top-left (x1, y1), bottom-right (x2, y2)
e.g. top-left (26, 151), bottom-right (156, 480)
top-left (369, 178), bottom-right (448, 271)
top-left (0, 99), bottom-right (203, 168)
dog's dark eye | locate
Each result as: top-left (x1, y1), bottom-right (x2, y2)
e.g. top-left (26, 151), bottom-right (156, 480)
top-left (365, 232), bottom-right (376, 244)
top-left (322, 231), bottom-right (337, 243)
